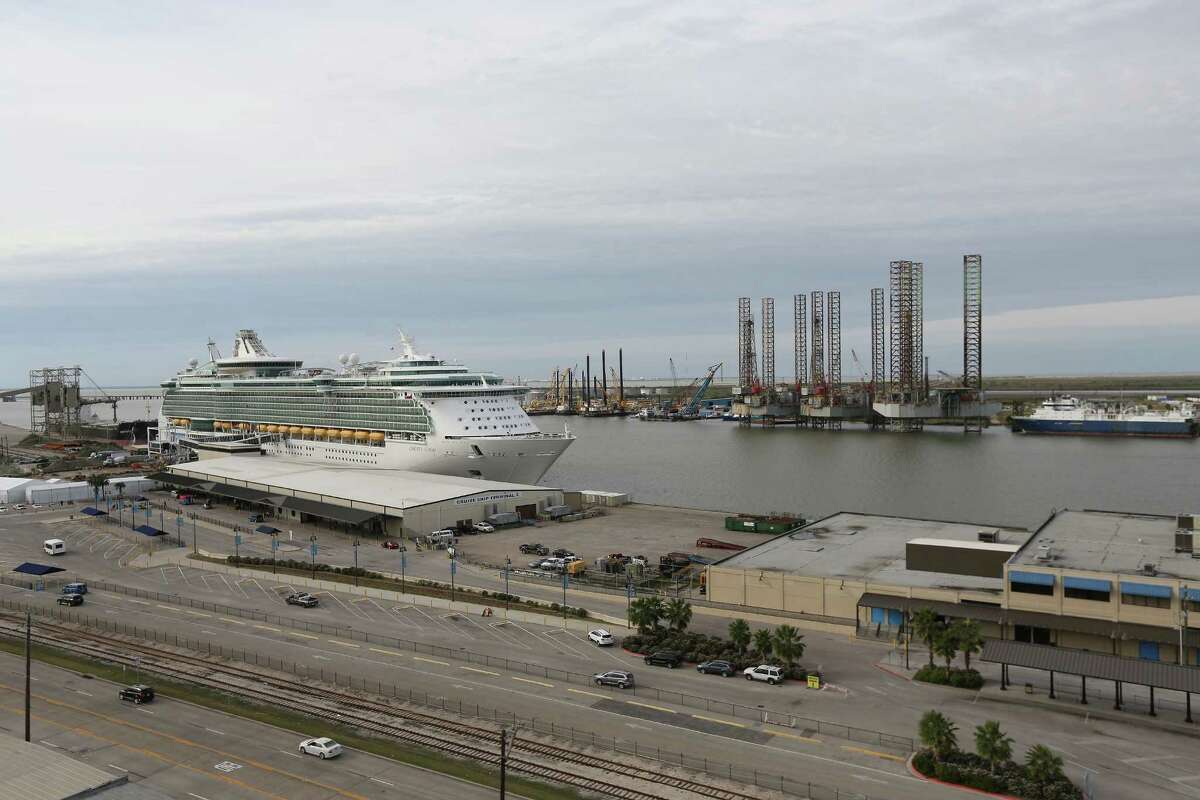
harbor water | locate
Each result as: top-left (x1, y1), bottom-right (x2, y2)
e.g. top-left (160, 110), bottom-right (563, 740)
top-left (3, 396), bottom-right (1194, 530)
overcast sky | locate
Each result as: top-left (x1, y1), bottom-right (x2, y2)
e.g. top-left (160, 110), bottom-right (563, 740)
top-left (2, 1), bottom-right (1198, 387)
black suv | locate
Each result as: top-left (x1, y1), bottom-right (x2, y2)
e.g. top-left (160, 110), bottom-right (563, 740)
top-left (57, 594), bottom-right (84, 607)
top-left (644, 650), bottom-right (684, 669)
top-left (551, 548), bottom-right (574, 559)
top-left (696, 659), bottom-right (735, 677)
top-left (118, 684), bottom-right (155, 704)
top-left (286, 592), bottom-right (318, 608)
top-left (519, 543), bottom-right (549, 555)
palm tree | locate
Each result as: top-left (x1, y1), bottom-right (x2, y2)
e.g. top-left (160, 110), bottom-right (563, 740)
top-left (85, 474), bottom-right (107, 506)
top-left (772, 625), bottom-right (805, 669)
top-left (911, 608), bottom-right (942, 667)
top-left (918, 710), bottom-right (958, 761)
top-left (933, 628), bottom-right (958, 669)
top-left (728, 619), bottom-right (751, 654)
top-left (663, 598), bottom-right (693, 632)
top-left (1024, 744), bottom-right (1064, 785)
top-left (627, 597), bottom-right (665, 633)
top-left (752, 628), bottom-right (774, 660)
top-left (952, 619), bottom-right (984, 671)
top-left (974, 720), bottom-right (1013, 775)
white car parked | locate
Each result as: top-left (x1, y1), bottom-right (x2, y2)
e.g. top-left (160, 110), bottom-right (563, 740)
top-left (299, 737), bottom-right (344, 759)
top-left (743, 665), bottom-right (785, 685)
top-left (588, 628), bottom-right (615, 646)
top-left (473, 522), bottom-right (495, 533)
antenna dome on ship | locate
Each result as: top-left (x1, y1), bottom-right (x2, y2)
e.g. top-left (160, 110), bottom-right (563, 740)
top-left (337, 354), bottom-right (349, 365)
top-left (187, 358), bottom-right (199, 369)
top-left (349, 353), bottom-right (360, 365)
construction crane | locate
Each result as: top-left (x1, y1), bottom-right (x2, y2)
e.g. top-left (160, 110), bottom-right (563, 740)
top-left (680, 363), bottom-right (723, 416)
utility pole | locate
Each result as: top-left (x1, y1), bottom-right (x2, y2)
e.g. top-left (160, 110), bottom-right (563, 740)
top-left (25, 611), bottom-right (31, 742)
top-left (499, 727), bottom-right (516, 800)
top-left (1182, 583), bottom-right (1190, 666)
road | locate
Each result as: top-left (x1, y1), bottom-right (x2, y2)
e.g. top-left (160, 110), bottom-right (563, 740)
top-left (0, 651), bottom-right (510, 800)
top-left (4, 507), bottom-right (1200, 799)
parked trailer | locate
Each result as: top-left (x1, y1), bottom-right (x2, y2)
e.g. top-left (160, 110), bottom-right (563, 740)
top-left (695, 538), bottom-right (747, 551)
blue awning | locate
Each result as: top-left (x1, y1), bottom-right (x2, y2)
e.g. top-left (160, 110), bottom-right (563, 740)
top-left (1064, 576), bottom-right (1112, 592)
top-left (14, 563), bottom-right (65, 576)
top-left (1184, 587), bottom-right (1200, 602)
top-left (81, 507), bottom-right (107, 517)
top-left (134, 525), bottom-right (165, 537)
top-left (1119, 582), bottom-right (1172, 599)
top-left (1009, 570), bottom-right (1055, 586)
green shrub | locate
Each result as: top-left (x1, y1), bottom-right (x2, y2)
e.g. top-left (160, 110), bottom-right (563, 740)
top-left (913, 749), bottom-right (936, 776)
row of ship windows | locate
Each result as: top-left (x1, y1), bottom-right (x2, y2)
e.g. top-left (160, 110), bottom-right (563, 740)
top-left (282, 444), bottom-right (381, 464)
top-left (174, 392), bottom-right (424, 405)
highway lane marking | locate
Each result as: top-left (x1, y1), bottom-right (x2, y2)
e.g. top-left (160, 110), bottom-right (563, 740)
top-left (0, 687), bottom-right (368, 799)
top-left (313, 655), bottom-right (330, 661)
top-left (626, 700), bottom-right (675, 713)
top-left (770, 731), bottom-right (822, 744)
top-left (137, 708), bottom-right (155, 714)
top-left (280, 750), bottom-right (302, 758)
top-left (414, 656), bottom-right (451, 666)
top-left (567, 688), bottom-right (608, 699)
top-left (205, 728), bottom-right (226, 735)
top-left (369, 647), bottom-right (403, 656)
top-left (74, 689), bottom-right (94, 697)
top-left (1123, 755), bottom-right (1180, 764)
top-left (126, 598), bottom-right (150, 605)
top-left (253, 625), bottom-right (281, 632)
top-left (512, 677), bottom-right (554, 688)
top-left (289, 632), bottom-right (320, 640)
top-left (328, 640), bottom-right (360, 648)
top-left (39, 739), bottom-right (60, 748)
top-left (219, 617), bottom-right (247, 625)
top-left (188, 793), bottom-right (214, 800)
top-left (108, 764), bottom-right (128, 772)
top-left (853, 774), bottom-right (888, 785)
top-left (461, 666), bottom-right (500, 676)
top-left (691, 714), bottom-right (746, 728)
top-left (841, 745), bottom-right (906, 763)
top-left (370, 777), bottom-right (395, 787)
top-left (184, 610), bottom-right (211, 618)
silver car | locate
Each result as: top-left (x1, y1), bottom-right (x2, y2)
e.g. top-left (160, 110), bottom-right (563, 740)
top-left (299, 737), bottom-right (343, 759)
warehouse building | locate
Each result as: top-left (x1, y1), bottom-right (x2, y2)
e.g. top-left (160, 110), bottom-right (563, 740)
top-left (706, 509), bottom-right (1200, 666)
top-left (155, 456), bottom-right (563, 536)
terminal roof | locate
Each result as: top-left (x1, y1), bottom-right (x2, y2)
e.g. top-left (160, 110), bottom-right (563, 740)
top-left (714, 512), bottom-right (1029, 592)
top-left (167, 456), bottom-right (557, 509)
top-left (1011, 509), bottom-right (1200, 580)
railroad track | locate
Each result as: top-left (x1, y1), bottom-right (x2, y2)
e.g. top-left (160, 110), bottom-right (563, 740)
top-left (3, 615), bottom-right (774, 800)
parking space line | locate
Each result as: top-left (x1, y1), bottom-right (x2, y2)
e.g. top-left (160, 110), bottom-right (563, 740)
top-left (488, 620), bottom-right (536, 651)
top-left (512, 677), bottom-right (554, 688)
top-left (386, 606), bottom-right (422, 628)
top-left (327, 640), bottom-right (360, 648)
top-left (414, 656), bottom-right (450, 666)
top-left (538, 628), bottom-right (589, 659)
top-left (691, 714), bottom-right (746, 728)
top-left (446, 611), bottom-right (511, 644)
top-left (567, 688), bottom-right (608, 699)
top-left (461, 666), bottom-right (500, 676)
top-left (840, 746), bottom-right (904, 762)
top-left (409, 606), bottom-right (470, 637)
top-left (626, 700), bottom-right (674, 713)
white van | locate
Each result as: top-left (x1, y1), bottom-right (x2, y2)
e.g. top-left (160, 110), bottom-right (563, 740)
top-left (43, 539), bottom-right (66, 556)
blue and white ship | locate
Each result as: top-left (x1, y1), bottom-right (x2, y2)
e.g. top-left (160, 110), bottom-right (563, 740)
top-left (1010, 396), bottom-right (1198, 438)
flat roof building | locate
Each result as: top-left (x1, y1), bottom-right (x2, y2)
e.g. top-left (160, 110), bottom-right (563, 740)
top-left (160, 456), bottom-right (564, 535)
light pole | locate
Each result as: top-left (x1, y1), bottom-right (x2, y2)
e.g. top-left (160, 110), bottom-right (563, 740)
top-left (352, 539), bottom-right (360, 587)
top-left (24, 611), bottom-right (31, 743)
top-left (399, 545), bottom-right (407, 594)
top-left (504, 557), bottom-right (511, 612)
top-left (562, 571), bottom-right (568, 620)
top-left (234, 531), bottom-right (241, 561)
top-left (626, 576), bottom-right (634, 629)
top-left (450, 557), bottom-right (457, 604)
top-left (309, 536), bottom-right (318, 578)
top-left (271, 531), bottom-right (279, 575)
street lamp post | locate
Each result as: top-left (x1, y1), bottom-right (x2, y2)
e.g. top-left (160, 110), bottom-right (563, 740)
top-left (191, 514), bottom-right (197, 555)
top-left (562, 571), bottom-right (568, 620)
top-left (352, 539), bottom-right (360, 587)
top-left (450, 557), bottom-right (457, 604)
top-left (234, 531), bottom-right (241, 561)
top-left (626, 576), bottom-right (634, 629)
top-left (309, 536), bottom-right (318, 578)
top-left (504, 557), bottom-right (511, 612)
top-left (271, 532), bottom-right (279, 575)
top-left (399, 546), bottom-right (407, 593)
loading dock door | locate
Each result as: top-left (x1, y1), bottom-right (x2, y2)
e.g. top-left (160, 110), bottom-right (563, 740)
top-left (516, 504), bottom-right (536, 520)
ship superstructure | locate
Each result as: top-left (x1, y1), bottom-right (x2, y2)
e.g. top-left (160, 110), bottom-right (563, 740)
top-left (153, 330), bottom-right (573, 483)
top-left (1010, 396), bottom-right (1198, 438)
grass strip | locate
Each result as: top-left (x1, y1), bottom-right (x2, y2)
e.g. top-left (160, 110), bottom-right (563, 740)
top-left (0, 635), bottom-right (582, 800)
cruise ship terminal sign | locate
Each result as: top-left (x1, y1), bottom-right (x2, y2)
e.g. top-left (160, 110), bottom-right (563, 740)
top-left (456, 492), bottom-right (520, 506)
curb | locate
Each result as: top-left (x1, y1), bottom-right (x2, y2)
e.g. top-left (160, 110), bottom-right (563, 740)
top-left (905, 753), bottom-right (1021, 800)
top-left (873, 662), bottom-right (912, 682)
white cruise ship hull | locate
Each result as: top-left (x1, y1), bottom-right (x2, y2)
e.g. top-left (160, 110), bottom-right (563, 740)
top-left (262, 433), bottom-right (571, 483)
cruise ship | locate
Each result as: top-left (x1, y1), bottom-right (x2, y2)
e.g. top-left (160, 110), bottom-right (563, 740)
top-left (1010, 396), bottom-right (1199, 438)
top-left (153, 330), bottom-right (574, 483)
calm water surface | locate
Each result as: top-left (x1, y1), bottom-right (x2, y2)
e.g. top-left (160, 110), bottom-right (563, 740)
top-left (5, 397), bottom-right (1194, 530)
top-left (536, 416), bottom-right (1199, 529)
